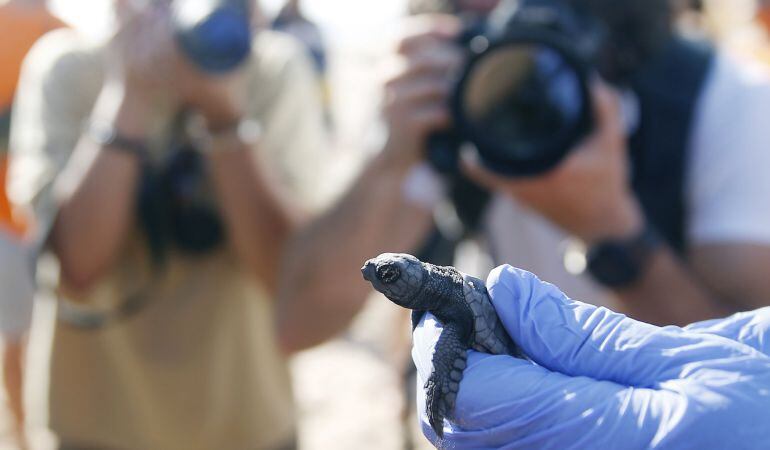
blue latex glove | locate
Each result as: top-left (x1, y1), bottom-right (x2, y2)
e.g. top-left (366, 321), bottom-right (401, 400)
top-left (412, 265), bottom-right (770, 449)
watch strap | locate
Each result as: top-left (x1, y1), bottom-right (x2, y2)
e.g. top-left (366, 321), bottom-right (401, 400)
top-left (87, 121), bottom-right (149, 159)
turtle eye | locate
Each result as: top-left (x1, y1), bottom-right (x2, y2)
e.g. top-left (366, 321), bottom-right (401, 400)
top-left (376, 264), bottom-right (401, 284)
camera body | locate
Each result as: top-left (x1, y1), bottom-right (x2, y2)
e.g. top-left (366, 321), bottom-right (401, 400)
top-left (172, 0), bottom-right (253, 73)
top-left (429, 0), bottom-right (604, 177)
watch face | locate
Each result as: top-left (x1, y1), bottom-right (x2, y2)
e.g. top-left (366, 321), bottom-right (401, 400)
top-left (587, 243), bottom-right (641, 287)
top-left (586, 226), bottom-right (661, 288)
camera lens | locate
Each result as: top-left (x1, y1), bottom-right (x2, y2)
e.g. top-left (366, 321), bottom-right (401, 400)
top-left (173, 0), bottom-right (252, 73)
top-left (455, 40), bottom-right (592, 176)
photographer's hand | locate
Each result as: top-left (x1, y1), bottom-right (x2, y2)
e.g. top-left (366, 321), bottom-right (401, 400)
top-left (463, 81), bottom-right (642, 245)
top-left (412, 265), bottom-right (770, 448)
top-left (166, 46), bottom-right (304, 293)
top-left (461, 81), bottom-right (734, 326)
top-left (380, 15), bottom-right (462, 167)
top-left (172, 53), bottom-right (249, 131)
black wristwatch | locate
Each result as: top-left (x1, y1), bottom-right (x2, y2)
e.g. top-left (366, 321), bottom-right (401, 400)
top-left (586, 224), bottom-right (661, 288)
top-left (88, 121), bottom-right (149, 159)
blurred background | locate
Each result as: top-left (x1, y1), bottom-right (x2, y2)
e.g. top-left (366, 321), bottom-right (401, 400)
top-left (3, 0), bottom-right (770, 449)
top-left (3, 2), bottom-right (449, 449)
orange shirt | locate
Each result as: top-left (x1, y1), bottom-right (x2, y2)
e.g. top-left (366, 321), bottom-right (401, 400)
top-left (0, 3), bottom-right (65, 236)
top-left (0, 155), bottom-right (29, 236)
top-left (0, 3), bottom-right (65, 109)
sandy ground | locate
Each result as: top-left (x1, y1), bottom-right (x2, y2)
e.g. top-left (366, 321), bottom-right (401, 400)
top-left (291, 296), bottom-right (432, 450)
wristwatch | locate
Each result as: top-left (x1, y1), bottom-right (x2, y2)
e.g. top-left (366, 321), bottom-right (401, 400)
top-left (87, 121), bottom-right (149, 159)
top-left (586, 224), bottom-right (661, 288)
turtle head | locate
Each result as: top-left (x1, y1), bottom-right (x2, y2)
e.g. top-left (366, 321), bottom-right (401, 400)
top-left (362, 253), bottom-right (426, 308)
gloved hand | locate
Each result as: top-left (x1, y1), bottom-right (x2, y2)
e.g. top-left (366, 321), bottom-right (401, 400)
top-left (412, 265), bottom-right (770, 449)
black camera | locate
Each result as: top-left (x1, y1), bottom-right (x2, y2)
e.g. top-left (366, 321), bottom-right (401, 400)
top-left (172, 0), bottom-right (253, 73)
top-left (430, 0), bottom-right (605, 177)
top-left (137, 114), bottom-right (225, 264)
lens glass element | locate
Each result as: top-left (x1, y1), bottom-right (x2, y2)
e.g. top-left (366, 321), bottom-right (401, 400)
top-left (461, 43), bottom-right (587, 172)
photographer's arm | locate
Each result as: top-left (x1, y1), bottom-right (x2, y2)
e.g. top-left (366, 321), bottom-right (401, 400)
top-left (276, 150), bottom-right (434, 354)
top-left (21, 15), bottom-right (195, 296)
top-left (206, 128), bottom-right (302, 295)
top-left (610, 243), bottom-right (770, 325)
top-left (275, 17), bottom-right (461, 354)
top-left (690, 245), bottom-right (770, 312)
top-left (50, 85), bottom-right (148, 293)
top-left (611, 238), bottom-right (735, 325)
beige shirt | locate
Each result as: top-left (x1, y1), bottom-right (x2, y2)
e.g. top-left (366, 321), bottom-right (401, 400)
top-left (9, 28), bottom-right (327, 450)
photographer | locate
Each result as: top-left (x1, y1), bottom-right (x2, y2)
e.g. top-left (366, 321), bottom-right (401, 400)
top-left (278, 0), bottom-right (770, 356)
top-left (449, 0), bottom-right (770, 326)
top-left (8, 0), bottom-right (325, 448)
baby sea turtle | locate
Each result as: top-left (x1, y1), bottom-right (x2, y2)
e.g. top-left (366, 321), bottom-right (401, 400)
top-left (361, 253), bottom-right (524, 437)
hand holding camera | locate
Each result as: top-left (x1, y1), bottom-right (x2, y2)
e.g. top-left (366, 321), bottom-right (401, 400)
top-left (171, 0), bottom-right (253, 130)
top-left (95, 2), bottom-right (178, 138)
top-left (99, 0), bottom-right (252, 134)
top-left (381, 16), bottom-right (462, 171)
top-left (173, 56), bottom-right (248, 132)
top-left (463, 80), bottom-right (644, 245)
top-left (385, 0), bottom-right (656, 245)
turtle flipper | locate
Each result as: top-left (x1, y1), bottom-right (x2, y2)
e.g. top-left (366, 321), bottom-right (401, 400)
top-left (425, 322), bottom-right (468, 438)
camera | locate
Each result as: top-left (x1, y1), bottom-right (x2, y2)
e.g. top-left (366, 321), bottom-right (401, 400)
top-left (137, 113), bottom-right (226, 264)
top-left (172, 0), bottom-right (253, 73)
top-left (429, 0), bottom-right (605, 177)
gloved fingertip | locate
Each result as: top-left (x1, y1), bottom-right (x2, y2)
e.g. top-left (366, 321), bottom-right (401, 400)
top-left (486, 265), bottom-right (535, 299)
top-left (486, 264), bottom-right (559, 321)
top-left (485, 264), bottom-right (610, 376)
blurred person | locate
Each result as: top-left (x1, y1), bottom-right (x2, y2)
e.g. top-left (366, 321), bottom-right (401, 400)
top-left (8, 0), bottom-right (327, 448)
top-left (277, 0), bottom-right (770, 358)
top-left (0, 0), bottom-right (65, 445)
top-left (274, 0), bottom-right (770, 446)
top-left (420, 0), bottom-right (770, 324)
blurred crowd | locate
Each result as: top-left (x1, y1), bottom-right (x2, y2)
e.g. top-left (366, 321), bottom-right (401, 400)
top-left (1, 0), bottom-right (770, 449)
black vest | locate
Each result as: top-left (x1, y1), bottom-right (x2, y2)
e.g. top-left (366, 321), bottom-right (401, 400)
top-left (628, 38), bottom-right (715, 253)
